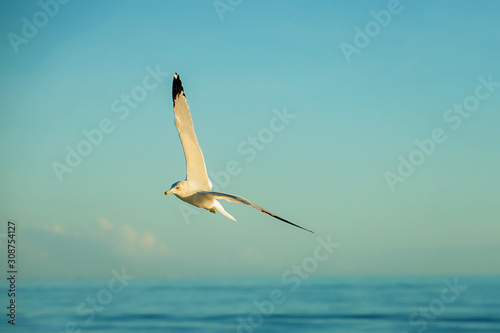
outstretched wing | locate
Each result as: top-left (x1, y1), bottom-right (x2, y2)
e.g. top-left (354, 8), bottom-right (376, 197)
top-left (172, 73), bottom-right (212, 190)
top-left (201, 191), bottom-right (314, 233)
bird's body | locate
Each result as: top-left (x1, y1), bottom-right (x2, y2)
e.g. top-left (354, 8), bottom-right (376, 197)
top-left (164, 73), bottom-right (313, 233)
top-left (170, 182), bottom-right (214, 212)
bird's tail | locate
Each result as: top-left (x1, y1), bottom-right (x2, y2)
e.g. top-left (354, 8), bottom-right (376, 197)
top-left (213, 200), bottom-right (237, 221)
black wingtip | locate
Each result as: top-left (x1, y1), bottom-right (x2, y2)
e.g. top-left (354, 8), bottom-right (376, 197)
top-left (294, 224), bottom-right (315, 234)
top-left (285, 220), bottom-right (314, 234)
top-left (263, 210), bottom-right (314, 234)
top-left (172, 73), bottom-right (184, 105)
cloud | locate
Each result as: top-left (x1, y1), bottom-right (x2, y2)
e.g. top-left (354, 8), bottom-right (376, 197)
top-left (52, 224), bottom-right (64, 234)
top-left (114, 223), bottom-right (165, 256)
top-left (140, 231), bottom-right (156, 248)
top-left (20, 218), bottom-right (169, 278)
top-left (98, 217), bottom-right (114, 231)
top-left (239, 246), bottom-right (263, 263)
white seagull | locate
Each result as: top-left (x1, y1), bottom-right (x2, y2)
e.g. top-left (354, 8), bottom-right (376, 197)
top-left (164, 73), bottom-right (313, 233)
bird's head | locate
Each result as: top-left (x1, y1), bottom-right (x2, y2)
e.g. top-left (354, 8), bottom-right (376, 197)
top-left (164, 180), bottom-right (190, 196)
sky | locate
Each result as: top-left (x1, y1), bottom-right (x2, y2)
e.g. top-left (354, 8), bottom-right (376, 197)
top-left (0, 0), bottom-right (499, 279)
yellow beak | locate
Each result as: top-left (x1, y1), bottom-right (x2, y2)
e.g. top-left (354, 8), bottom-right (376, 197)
top-left (164, 190), bottom-right (172, 195)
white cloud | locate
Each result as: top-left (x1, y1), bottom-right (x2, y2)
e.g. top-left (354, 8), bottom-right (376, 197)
top-left (98, 217), bottom-right (114, 231)
top-left (23, 218), bottom-right (169, 278)
top-left (239, 246), bottom-right (263, 263)
top-left (52, 224), bottom-right (64, 234)
top-left (140, 231), bottom-right (156, 248)
top-left (115, 224), bottom-right (165, 256)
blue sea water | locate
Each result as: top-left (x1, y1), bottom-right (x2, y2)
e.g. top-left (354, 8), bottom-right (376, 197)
top-left (1, 275), bottom-right (499, 333)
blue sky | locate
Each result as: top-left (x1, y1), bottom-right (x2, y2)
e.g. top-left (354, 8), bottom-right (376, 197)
top-left (0, 0), bottom-right (499, 279)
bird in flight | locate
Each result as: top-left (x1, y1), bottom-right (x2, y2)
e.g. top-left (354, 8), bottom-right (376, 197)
top-left (164, 73), bottom-right (313, 233)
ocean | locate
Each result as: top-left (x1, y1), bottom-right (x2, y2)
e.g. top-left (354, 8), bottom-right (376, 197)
top-left (1, 275), bottom-right (499, 333)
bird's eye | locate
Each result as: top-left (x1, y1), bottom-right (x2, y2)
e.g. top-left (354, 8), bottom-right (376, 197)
top-left (176, 186), bottom-right (180, 189)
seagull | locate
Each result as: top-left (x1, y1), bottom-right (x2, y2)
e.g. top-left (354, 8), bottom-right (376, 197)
top-left (164, 73), bottom-right (313, 233)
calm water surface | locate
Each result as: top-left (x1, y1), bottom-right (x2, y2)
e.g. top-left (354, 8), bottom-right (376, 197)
top-left (1, 276), bottom-right (499, 332)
